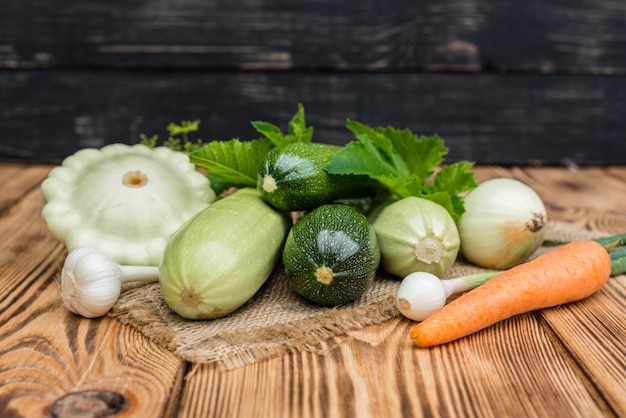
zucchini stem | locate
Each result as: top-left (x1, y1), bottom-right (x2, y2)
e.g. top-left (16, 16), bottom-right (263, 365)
top-left (414, 233), bottom-right (447, 264)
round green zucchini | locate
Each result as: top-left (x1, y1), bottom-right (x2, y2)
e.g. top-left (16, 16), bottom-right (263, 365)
top-left (257, 142), bottom-right (377, 211)
top-left (282, 204), bottom-right (380, 306)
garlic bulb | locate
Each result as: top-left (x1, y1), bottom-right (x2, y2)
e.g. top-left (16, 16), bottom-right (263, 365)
top-left (59, 247), bottom-right (159, 318)
top-left (457, 178), bottom-right (547, 269)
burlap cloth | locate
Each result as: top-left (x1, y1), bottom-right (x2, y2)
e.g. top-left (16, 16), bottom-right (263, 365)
top-left (107, 220), bottom-right (607, 370)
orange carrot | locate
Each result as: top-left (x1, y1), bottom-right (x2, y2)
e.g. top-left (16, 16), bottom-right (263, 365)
top-left (411, 240), bottom-right (612, 348)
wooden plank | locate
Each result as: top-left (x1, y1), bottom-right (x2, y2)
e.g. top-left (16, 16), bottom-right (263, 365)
top-left (0, 187), bottom-right (185, 417)
top-left (514, 165), bottom-right (626, 417)
top-left (540, 277), bottom-right (626, 417)
top-left (180, 317), bottom-right (612, 417)
top-left (2, 71), bottom-right (626, 164)
top-left (2, 0), bottom-right (626, 74)
top-left (2, 165), bottom-right (626, 417)
top-left (0, 164), bottom-right (52, 210)
top-left (178, 166), bottom-right (626, 418)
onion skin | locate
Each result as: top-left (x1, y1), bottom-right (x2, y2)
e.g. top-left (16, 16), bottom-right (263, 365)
top-left (457, 178), bottom-right (547, 270)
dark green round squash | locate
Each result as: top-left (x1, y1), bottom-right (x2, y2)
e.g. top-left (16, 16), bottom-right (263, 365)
top-left (282, 204), bottom-right (380, 306)
top-left (257, 142), bottom-right (377, 212)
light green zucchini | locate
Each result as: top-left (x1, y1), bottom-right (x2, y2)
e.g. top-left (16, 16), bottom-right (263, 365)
top-left (159, 187), bottom-right (290, 319)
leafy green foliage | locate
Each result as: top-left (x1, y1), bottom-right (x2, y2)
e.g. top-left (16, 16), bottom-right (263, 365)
top-left (251, 103), bottom-right (313, 146)
top-left (325, 120), bottom-right (477, 218)
top-left (140, 119), bottom-right (205, 153)
top-left (189, 138), bottom-right (274, 194)
top-left (188, 104), bottom-right (311, 194)
top-left (142, 105), bottom-right (476, 215)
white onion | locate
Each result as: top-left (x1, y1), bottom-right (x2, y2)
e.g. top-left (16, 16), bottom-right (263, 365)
top-left (457, 178), bottom-right (547, 269)
top-left (395, 270), bottom-right (499, 322)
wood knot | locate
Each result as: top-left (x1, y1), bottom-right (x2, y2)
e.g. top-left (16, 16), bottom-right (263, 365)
top-left (49, 390), bottom-right (127, 418)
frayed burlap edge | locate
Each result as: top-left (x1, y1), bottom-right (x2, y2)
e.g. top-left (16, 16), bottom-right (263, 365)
top-left (109, 268), bottom-right (400, 371)
top-left (108, 220), bottom-right (607, 371)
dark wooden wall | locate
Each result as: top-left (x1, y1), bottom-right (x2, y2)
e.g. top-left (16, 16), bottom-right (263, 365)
top-left (2, 0), bottom-right (626, 164)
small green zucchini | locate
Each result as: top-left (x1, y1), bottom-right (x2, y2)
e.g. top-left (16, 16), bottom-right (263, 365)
top-left (159, 187), bottom-right (290, 319)
top-left (257, 142), bottom-right (377, 211)
top-left (282, 204), bottom-right (380, 306)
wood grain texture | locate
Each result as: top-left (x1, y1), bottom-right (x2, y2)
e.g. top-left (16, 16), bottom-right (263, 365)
top-left (540, 277), bottom-right (626, 418)
top-left (177, 166), bottom-right (626, 418)
top-left (2, 1), bottom-right (626, 163)
top-left (0, 184), bottom-right (185, 418)
top-left (2, 71), bottom-right (626, 164)
top-left (180, 317), bottom-right (612, 417)
top-left (0, 164), bottom-right (52, 209)
top-left (2, 164), bottom-right (626, 417)
top-left (2, 0), bottom-right (626, 73)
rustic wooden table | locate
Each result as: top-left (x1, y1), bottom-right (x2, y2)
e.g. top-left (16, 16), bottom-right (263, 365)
top-left (1, 163), bottom-right (625, 418)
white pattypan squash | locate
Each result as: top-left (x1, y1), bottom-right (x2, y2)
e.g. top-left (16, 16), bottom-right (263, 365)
top-left (41, 143), bottom-right (216, 266)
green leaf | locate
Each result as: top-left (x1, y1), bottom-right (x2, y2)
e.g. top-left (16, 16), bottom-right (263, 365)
top-left (189, 138), bottom-right (273, 192)
top-left (287, 103), bottom-right (313, 143)
top-left (420, 191), bottom-right (456, 217)
top-left (346, 120), bottom-right (395, 158)
top-left (328, 120), bottom-right (477, 219)
top-left (325, 134), bottom-right (409, 181)
top-left (251, 103), bottom-right (313, 146)
top-left (250, 121), bottom-right (284, 146)
top-left (397, 134), bottom-right (447, 180)
top-left (432, 161), bottom-right (478, 196)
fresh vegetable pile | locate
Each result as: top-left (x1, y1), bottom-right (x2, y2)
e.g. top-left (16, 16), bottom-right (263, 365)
top-left (42, 104), bottom-right (626, 348)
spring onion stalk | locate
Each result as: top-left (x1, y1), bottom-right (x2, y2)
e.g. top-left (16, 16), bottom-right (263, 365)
top-left (59, 247), bottom-right (159, 318)
top-left (545, 233), bottom-right (626, 249)
top-left (609, 247), bottom-right (626, 276)
top-left (594, 233), bottom-right (626, 248)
